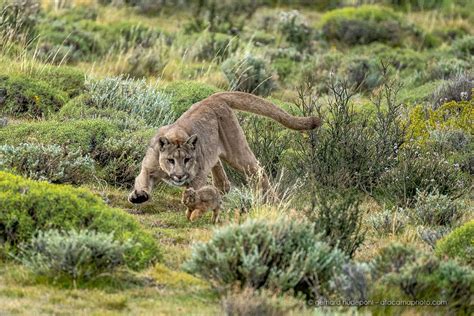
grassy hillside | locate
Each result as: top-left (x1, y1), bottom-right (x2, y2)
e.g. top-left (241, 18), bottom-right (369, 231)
top-left (0, 0), bottom-right (472, 315)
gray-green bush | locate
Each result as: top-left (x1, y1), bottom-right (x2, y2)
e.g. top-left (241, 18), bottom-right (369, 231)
top-left (19, 229), bottom-right (133, 282)
top-left (184, 219), bottom-right (347, 300)
top-left (86, 75), bottom-right (173, 127)
top-left (0, 143), bottom-right (95, 184)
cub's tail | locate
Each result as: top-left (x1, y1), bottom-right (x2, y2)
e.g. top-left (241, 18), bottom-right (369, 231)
top-left (211, 91), bottom-right (321, 130)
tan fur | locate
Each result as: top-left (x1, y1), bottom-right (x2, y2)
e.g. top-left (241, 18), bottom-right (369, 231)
top-left (182, 186), bottom-right (221, 223)
top-left (128, 91), bottom-right (321, 206)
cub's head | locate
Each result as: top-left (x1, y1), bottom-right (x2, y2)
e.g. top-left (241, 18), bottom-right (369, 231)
top-left (183, 188), bottom-right (197, 205)
top-left (158, 134), bottom-right (198, 186)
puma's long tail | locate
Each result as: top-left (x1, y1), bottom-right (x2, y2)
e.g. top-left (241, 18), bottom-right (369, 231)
top-left (212, 91), bottom-right (321, 130)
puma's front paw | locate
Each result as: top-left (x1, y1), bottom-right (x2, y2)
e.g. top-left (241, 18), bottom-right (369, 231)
top-left (128, 190), bottom-right (150, 204)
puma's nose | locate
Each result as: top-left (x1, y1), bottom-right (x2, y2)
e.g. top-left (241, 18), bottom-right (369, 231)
top-left (173, 174), bottom-right (187, 181)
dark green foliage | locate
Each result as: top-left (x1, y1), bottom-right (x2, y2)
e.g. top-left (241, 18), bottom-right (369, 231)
top-left (308, 190), bottom-right (366, 258)
top-left (19, 229), bottom-right (134, 282)
top-left (321, 6), bottom-right (405, 46)
top-left (184, 219), bottom-right (346, 300)
top-left (345, 56), bottom-right (383, 92)
top-left (162, 80), bottom-right (220, 118)
top-left (0, 119), bottom-right (119, 154)
top-left (222, 54), bottom-right (275, 96)
top-left (377, 146), bottom-right (469, 206)
top-left (451, 35), bottom-right (474, 60)
top-left (94, 130), bottom-right (154, 188)
top-left (385, 0), bottom-right (446, 11)
top-left (436, 220), bottom-right (474, 266)
top-left (0, 143), bottom-right (95, 184)
top-left (277, 10), bottom-right (313, 50)
top-left (0, 171), bottom-right (160, 269)
top-left (372, 243), bottom-right (417, 277)
top-left (382, 255), bottom-right (474, 313)
top-left (0, 74), bottom-right (67, 118)
top-left (31, 66), bottom-right (85, 98)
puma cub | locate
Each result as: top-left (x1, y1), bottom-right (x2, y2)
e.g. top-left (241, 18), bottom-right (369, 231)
top-left (182, 185), bottom-right (221, 224)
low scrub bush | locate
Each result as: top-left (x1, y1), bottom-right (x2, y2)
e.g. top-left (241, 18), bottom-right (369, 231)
top-left (377, 146), bottom-right (468, 206)
top-left (368, 207), bottom-right (409, 235)
top-left (417, 225), bottom-right (450, 249)
top-left (308, 191), bottom-right (366, 258)
top-left (277, 10), bottom-right (312, 50)
top-left (94, 131), bottom-right (154, 188)
top-left (0, 74), bottom-right (67, 118)
top-left (431, 75), bottom-right (473, 108)
top-left (0, 119), bottom-right (119, 155)
top-left (19, 229), bottom-right (134, 282)
top-left (86, 75), bottom-right (173, 128)
top-left (344, 56), bottom-right (383, 92)
top-left (330, 262), bottom-right (372, 302)
top-left (222, 54), bottom-right (276, 96)
top-left (451, 35), bottom-right (474, 60)
top-left (372, 243), bottom-right (417, 278)
top-left (184, 219), bottom-right (346, 300)
top-left (410, 190), bottom-right (464, 227)
top-left (408, 99), bottom-right (473, 143)
top-left (0, 143), bottom-right (95, 184)
top-left (0, 171), bottom-right (160, 269)
top-left (320, 6), bottom-right (405, 46)
top-left (381, 255), bottom-right (473, 313)
top-left (162, 80), bottom-right (220, 118)
top-left (28, 65), bottom-right (85, 98)
top-left (436, 220), bottom-right (473, 266)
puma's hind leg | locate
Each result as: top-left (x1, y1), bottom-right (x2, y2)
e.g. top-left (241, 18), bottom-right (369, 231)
top-left (212, 160), bottom-right (231, 194)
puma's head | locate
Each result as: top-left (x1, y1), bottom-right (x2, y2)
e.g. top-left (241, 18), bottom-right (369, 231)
top-left (158, 134), bottom-right (198, 186)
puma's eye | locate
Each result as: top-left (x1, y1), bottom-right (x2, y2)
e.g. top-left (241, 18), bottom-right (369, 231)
top-left (167, 158), bottom-right (175, 164)
top-left (184, 157), bottom-right (191, 164)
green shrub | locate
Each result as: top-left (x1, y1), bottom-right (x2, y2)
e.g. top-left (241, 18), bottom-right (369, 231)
top-left (0, 171), bottom-right (160, 269)
top-left (277, 10), bottom-right (312, 50)
top-left (0, 74), bottom-right (67, 118)
top-left (308, 191), bottom-right (366, 258)
top-left (410, 190), bottom-right (464, 227)
top-left (29, 65), bottom-right (85, 98)
top-left (222, 54), bottom-right (276, 96)
top-left (451, 35), bottom-right (474, 60)
top-left (86, 76), bottom-right (173, 128)
top-left (377, 146), bottom-right (468, 206)
top-left (162, 80), bottom-right (220, 118)
top-left (0, 143), bottom-right (95, 184)
top-left (184, 219), bottom-right (346, 300)
top-left (382, 255), bottom-right (473, 313)
top-left (436, 220), bottom-right (473, 266)
top-left (56, 95), bottom-right (147, 131)
top-left (385, 0), bottom-right (446, 11)
top-left (344, 56), bottom-right (383, 92)
top-left (94, 131), bottom-right (154, 188)
top-left (271, 57), bottom-right (296, 81)
top-left (417, 225), bottom-right (450, 249)
top-left (428, 58), bottom-right (470, 80)
top-left (432, 75), bottom-right (472, 108)
top-left (372, 243), bottom-right (417, 278)
top-left (19, 229), bottom-right (134, 282)
top-left (0, 119), bottom-right (119, 154)
top-left (368, 207), bottom-right (409, 235)
top-left (320, 6), bottom-right (404, 46)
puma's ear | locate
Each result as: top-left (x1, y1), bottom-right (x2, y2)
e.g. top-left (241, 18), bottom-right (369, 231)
top-left (158, 137), bottom-right (170, 151)
top-left (185, 134), bottom-right (198, 149)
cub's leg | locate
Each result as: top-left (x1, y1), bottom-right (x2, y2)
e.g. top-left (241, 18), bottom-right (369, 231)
top-left (186, 208), bottom-right (193, 220)
top-left (129, 147), bottom-right (166, 204)
top-left (189, 209), bottom-right (204, 221)
top-left (211, 207), bottom-right (220, 224)
top-left (211, 160), bottom-right (231, 194)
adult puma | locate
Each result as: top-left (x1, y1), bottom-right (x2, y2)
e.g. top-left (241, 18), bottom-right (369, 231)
top-left (128, 91), bottom-right (321, 204)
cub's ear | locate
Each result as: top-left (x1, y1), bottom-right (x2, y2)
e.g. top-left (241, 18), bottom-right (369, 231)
top-left (185, 134), bottom-right (198, 149)
top-left (158, 137), bottom-right (170, 151)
